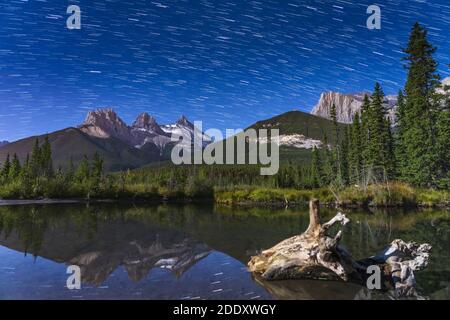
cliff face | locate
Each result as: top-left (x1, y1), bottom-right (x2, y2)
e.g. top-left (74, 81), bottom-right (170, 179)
top-left (311, 92), bottom-right (368, 124)
top-left (311, 91), bottom-right (398, 124)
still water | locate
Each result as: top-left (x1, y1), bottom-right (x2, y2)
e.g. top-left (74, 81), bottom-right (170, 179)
top-left (0, 203), bottom-right (449, 300)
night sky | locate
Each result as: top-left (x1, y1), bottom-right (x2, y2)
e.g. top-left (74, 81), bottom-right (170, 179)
top-left (0, 0), bottom-right (449, 142)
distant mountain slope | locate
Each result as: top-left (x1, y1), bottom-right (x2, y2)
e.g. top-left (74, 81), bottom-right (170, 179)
top-left (249, 110), bottom-right (347, 145)
top-left (0, 141), bottom-right (9, 148)
top-left (0, 128), bottom-right (163, 172)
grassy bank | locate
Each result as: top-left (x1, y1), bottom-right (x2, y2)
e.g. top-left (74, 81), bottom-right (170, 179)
top-left (214, 182), bottom-right (450, 208)
top-left (1, 176), bottom-right (449, 208)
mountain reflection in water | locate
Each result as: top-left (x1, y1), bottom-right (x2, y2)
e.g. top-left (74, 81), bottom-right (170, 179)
top-left (0, 203), bottom-right (449, 300)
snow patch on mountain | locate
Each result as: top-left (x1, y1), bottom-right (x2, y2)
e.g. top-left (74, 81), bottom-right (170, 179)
top-left (257, 134), bottom-right (322, 149)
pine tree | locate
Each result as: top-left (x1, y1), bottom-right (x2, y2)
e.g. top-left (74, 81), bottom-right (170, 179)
top-left (349, 112), bottom-right (363, 184)
top-left (363, 82), bottom-right (395, 181)
top-left (383, 117), bottom-right (395, 179)
top-left (395, 90), bottom-right (406, 177)
top-left (75, 155), bottom-right (90, 182)
top-left (339, 126), bottom-right (350, 186)
top-left (66, 156), bottom-right (75, 182)
top-left (30, 138), bottom-right (41, 177)
top-left (330, 103), bottom-right (339, 139)
top-left (9, 154), bottom-right (21, 180)
top-left (91, 152), bottom-right (104, 181)
top-left (41, 136), bottom-right (53, 177)
top-left (399, 22), bottom-right (440, 186)
top-left (1, 154), bottom-right (11, 181)
top-left (360, 94), bottom-right (371, 173)
top-left (310, 146), bottom-right (322, 188)
top-left (330, 103), bottom-right (344, 185)
top-left (320, 134), bottom-right (334, 185)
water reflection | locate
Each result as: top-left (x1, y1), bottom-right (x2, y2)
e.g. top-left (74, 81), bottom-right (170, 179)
top-left (0, 203), bottom-right (449, 299)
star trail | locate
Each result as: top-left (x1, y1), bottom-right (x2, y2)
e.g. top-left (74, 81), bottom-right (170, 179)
top-left (0, 0), bottom-right (449, 141)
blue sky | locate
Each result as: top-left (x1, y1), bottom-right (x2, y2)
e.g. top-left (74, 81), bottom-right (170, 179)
top-left (0, 0), bottom-right (449, 142)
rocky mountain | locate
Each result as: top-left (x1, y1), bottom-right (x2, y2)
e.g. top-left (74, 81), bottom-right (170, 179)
top-left (311, 92), bottom-right (397, 124)
top-left (311, 77), bottom-right (450, 124)
top-left (78, 108), bottom-right (210, 151)
top-left (0, 141), bottom-right (9, 148)
top-left (0, 109), bottom-right (211, 171)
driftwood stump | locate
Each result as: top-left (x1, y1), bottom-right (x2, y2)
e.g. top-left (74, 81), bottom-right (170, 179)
top-left (248, 199), bottom-right (432, 297)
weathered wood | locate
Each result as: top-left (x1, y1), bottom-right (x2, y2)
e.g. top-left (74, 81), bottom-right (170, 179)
top-left (248, 199), bottom-right (432, 297)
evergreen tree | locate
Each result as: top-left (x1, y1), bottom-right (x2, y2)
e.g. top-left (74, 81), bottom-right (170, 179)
top-left (66, 156), bottom-right (75, 182)
top-left (320, 134), bottom-right (334, 185)
top-left (41, 136), bottom-right (53, 177)
top-left (349, 112), bottom-right (363, 184)
top-left (91, 152), bottom-right (104, 181)
top-left (9, 154), bottom-right (21, 180)
top-left (383, 117), bottom-right (395, 179)
top-left (362, 82), bottom-right (395, 181)
top-left (310, 146), bottom-right (322, 188)
top-left (1, 154), bottom-right (11, 181)
top-left (360, 94), bottom-right (371, 173)
top-left (30, 138), bottom-right (41, 177)
top-left (339, 126), bottom-right (350, 186)
top-left (399, 22), bottom-right (440, 186)
top-left (330, 103), bottom-right (339, 140)
top-left (395, 90), bottom-right (406, 177)
top-left (75, 155), bottom-right (90, 182)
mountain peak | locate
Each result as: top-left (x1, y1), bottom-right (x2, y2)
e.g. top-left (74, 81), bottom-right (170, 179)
top-left (176, 115), bottom-right (191, 127)
top-left (0, 140), bottom-right (9, 148)
top-left (132, 112), bottom-right (158, 130)
top-left (80, 108), bottom-right (131, 141)
top-left (83, 108), bottom-right (127, 127)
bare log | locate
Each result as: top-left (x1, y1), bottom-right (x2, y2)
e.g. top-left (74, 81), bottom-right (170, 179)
top-left (248, 199), bottom-right (432, 297)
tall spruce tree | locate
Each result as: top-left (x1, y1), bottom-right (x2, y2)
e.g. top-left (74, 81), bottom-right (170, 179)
top-left (41, 136), bottom-right (53, 177)
top-left (349, 112), bottom-right (363, 184)
top-left (366, 83), bottom-right (387, 179)
top-left (339, 126), bottom-right (350, 186)
top-left (320, 134), bottom-right (334, 185)
top-left (399, 22), bottom-right (440, 186)
top-left (395, 90), bottom-right (406, 177)
top-left (1, 154), bottom-right (11, 181)
top-left (9, 154), bottom-right (21, 180)
top-left (360, 94), bottom-right (371, 174)
top-left (30, 138), bottom-right (41, 177)
top-left (310, 146), bottom-right (322, 188)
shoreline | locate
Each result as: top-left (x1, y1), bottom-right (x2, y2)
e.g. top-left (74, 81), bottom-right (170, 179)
top-left (1, 197), bottom-right (449, 209)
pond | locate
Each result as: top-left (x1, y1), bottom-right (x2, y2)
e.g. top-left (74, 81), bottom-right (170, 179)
top-left (0, 203), bottom-right (449, 300)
